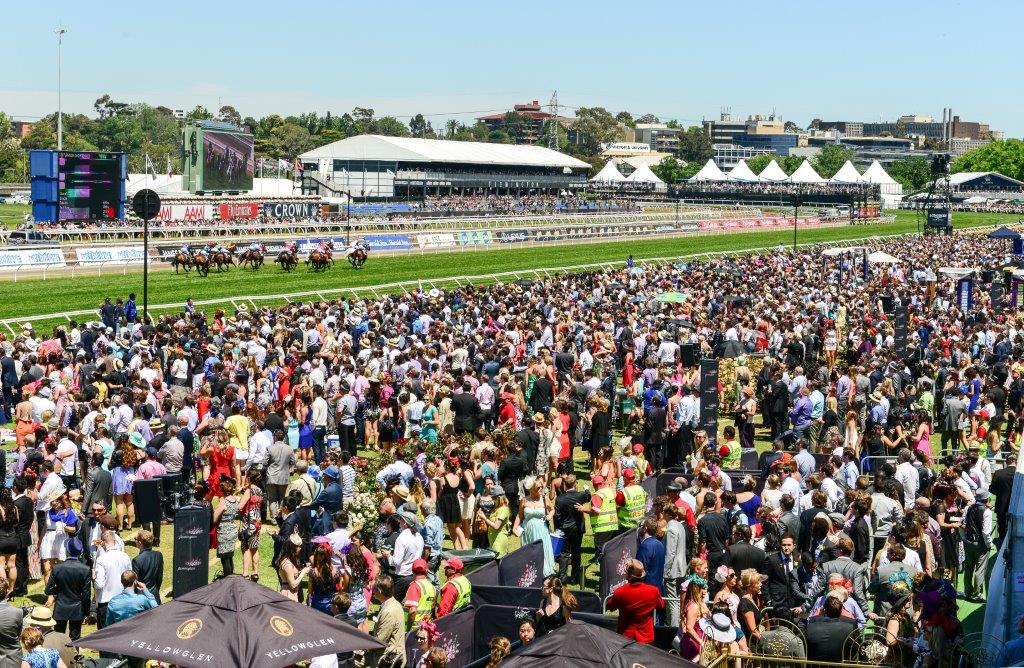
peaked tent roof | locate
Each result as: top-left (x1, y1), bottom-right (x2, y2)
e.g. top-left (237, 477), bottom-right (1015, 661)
top-left (988, 226), bottom-right (1022, 239)
top-left (789, 160), bottom-right (825, 183)
top-left (626, 163), bottom-right (664, 184)
top-left (501, 620), bottom-right (699, 668)
top-left (830, 160), bottom-right (862, 183)
top-left (758, 160), bottom-right (789, 182)
top-left (689, 159), bottom-right (729, 182)
top-left (860, 160), bottom-right (898, 185)
top-left (728, 159), bottom-right (759, 182)
top-left (590, 161), bottom-right (627, 182)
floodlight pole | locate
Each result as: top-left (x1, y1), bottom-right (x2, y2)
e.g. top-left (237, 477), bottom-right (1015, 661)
top-left (792, 197), bottom-right (802, 251)
top-left (55, 27), bottom-right (66, 151)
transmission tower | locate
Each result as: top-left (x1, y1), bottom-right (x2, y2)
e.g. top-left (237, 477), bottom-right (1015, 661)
top-left (547, 91), bottom-right (560, 149)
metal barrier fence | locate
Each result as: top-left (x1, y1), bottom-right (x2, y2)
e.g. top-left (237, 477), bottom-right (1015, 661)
top-left (0, 228), bottom-right (928, 335)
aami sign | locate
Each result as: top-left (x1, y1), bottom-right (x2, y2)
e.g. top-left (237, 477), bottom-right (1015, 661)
top-left (154, 204), bottom-right (212, 222)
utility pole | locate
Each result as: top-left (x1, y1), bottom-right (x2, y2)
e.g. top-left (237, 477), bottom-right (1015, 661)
top-left (547, 90), bottom-right (560, 150)
top-left (55, 26), bottom-right (66, 151)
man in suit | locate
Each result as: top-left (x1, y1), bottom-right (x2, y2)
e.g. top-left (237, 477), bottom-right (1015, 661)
top-left (778, 494), bottom-right (801, 541)
top-left (11, 477), bottom-right (34, 597)
top-left (529, 375), bottom-right (554, 415)
top-left (939, 386), bottom-right (967, 452)
top-left (498, 442), bottom-right (529, 519)
top-left (808, 537), bottom-right (868, 612)
top-left (515, 414), bottom-right (542, 473)
top-left (663, 504), bottom-right (689, 626)
top-left (131, 530), bottom-right (164, 604)
top-left (805, 595), bottom-right (856, 664)
top-left (769, 369), bottom-right (790, 439)
top-left (871, 544), bottom-right (919, 617)
top-left (0, 577), bottom-right (24, 665)
top-left (80, 453), bottom-right (113, 565)
top-left (763, 533), bottom-right (805, 611)
top-left (451, 382), bottom-right (482, 435)
top-left (177, 415), bottom-right (197, 492)
top-left (0, 350), bottom-right (17, 424)
top-left (44, 537), bottom-right (91, 640)
top-left (798, 491), bottom-right (830, 553)
top-left (724, 524), bottom-right (766, 573)
top-left (991, 460), bottom-right (1015, 543)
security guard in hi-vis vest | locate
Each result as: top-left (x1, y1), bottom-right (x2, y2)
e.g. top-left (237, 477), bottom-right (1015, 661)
top-left (580, 473), bottom-right (620, 563)
top-left (403, 559), bottom-right (436, 629)
top-left (436, 556), bottom-right (473, 617)
top-left (616, 469), bottom-right (647, 529)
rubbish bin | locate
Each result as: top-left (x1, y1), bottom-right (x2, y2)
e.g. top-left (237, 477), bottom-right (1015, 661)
top-left (439, 548), bottom-right (497, 574)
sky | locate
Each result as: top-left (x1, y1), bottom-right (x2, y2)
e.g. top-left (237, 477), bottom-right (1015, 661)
top-left (2, 0), bottom-right (1022, 136)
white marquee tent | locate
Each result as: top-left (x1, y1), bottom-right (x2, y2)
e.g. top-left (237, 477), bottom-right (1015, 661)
top-left (859, 160), bottom-right (904, 208)
top-left (758, 160), bottom-right (789, 182)
top-left (689, 159), bottom-right (729, 182)
top-left (830, 160), bottom-right (862, 184)
top-left (625, 163), bottom-right (664, 184)
top-left (728, 159), bottom-right (759, 182)
top-left (788, 161), bottom-right (825, 184)
top-left (590, 161), bottom-right (627, 183)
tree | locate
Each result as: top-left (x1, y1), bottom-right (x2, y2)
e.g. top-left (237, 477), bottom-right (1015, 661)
top-left (886, 156), bottom-right (932, 192)
top-left (745, 154), bottom-right (776, 175)
top-left (680, 161), bottom-right (703, 179)
top-left (185, 106), bottom-right (214, 122)
top-left (636, 114), bottom-right (659, 124)
top-left (20, 121), bottom-right (57, 150)
top-left (271, 122), bottom-right (312, 158)
top-left (409, 113), bottom-right (430, 138)
top-left (615, 111), bottom-right (635, 128)
top-left (891, 119), bottom-right (908, 139)
top-left (677, 126), bottom-right (712, 163)
top-left (784, 121), bottom-right (802, 133)
top-left (808, 118), bottom-right (823, 130)
top-left (812, 144), bottom-right (854, 178)
top-left (779, 155), bottom-right (806, 174)
top-left (217, 105), bottom-right (243, 127)
top-left (573, 107), bottom-right (621, 155)
top-left (93, 94), bottom-right (129, 119)
top-left (499, 112), bottom-right (528, 143)
top-left (537, 120), bottom-right (568, 151)
top-left (352, 107), bottom-right (374, 134)
top-left (651, 156), bottom-right (687, 183)
top-left (372, 116), bottom-right (411, 137)
top-left (665, 119), bottom-right (681, 130)
top-left (952, 139), bottom-right (1024, 181)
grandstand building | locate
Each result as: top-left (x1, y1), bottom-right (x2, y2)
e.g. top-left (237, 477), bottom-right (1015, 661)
top-left (297, 135), bottom-right (590, 200)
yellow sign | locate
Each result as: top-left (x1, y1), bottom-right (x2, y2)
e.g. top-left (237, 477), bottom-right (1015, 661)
top-left (176, 619), bottom-right (203, 640)
top-left (270, 616), bottom-right (294, 637)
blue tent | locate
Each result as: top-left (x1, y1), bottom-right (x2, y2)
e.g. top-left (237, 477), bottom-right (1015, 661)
top-left (987, 226), bottom-right (1021, 239)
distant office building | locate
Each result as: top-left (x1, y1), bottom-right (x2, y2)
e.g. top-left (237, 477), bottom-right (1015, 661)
top-left (735, 132), bottom-right (798, 155)
top-left (950, 137), bottom-right (992, 157)
top-left (10, 121), bottom-right (32, 139)
top-left (634, 123), bottom-right (680, 153)
top-left (817, 121), bottom-right (864, 137)
top-left (806, 136), bottom-right (918, 168)
top-left (713, 144), bottom-right (772, 170)
top-left (477, 100), bottom-right (553, 144)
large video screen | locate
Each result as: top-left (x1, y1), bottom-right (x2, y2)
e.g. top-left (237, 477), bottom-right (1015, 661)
top-left (58, 152), bottom-right (122, 221)
top-left (202, 131), bottom-right (254, 191)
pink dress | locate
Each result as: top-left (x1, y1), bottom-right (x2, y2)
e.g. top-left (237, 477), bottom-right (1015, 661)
top-left (679, 602), bottom-right (706, 660)
top-left (915, 424), bottom-right (931, 457)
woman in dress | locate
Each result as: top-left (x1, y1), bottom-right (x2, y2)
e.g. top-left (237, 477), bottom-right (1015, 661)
top-left (200, 431), bottom-right (237, 499)
top-left (39, 490), bottom-right (77, 582)
top-left (277, 533), bottom-right (309, 602)
top-left (513, 478), bottom-right (554, 577)
top-left (212, 477), bottom-right (240, 577)
top-left (20, 627), bottom-right (66, 668)
top-left (933, 481), bottom-right (963, 584)
top-left (109, 447), bottom-right (137, 530)
top-left (679, 576), bottom-right (709, 662)
top-left (480, 484), bottom-right (511, 558)
top-left (14, 388), bottom-right (34, 448)
top-left (0, 488), bottom-right (20, 586)
top-left (824, 325), bottom-right (839, 370)
top-left (239, 469), bottom-right (264, 581)
top-left (734, 476), bottom-right (762, 530)
top-left (535, 576), bottom-right (577, 636)
top-left (736, 387), bottom-right (758, 452)
top-left (420, 398), bottom-right (439, 446)
top-left (712, 566), bottom-right (747, 653)
top-left (913, 410), bottom-right (933, 464)
top-left (738, 568), bottom-right (765, 646)
top-left (761, 474), bottom-right (783, 512)
top-left (297, 393), bottom-right (314, 462)
top-left (307, 543), bottom-right (337, 615)
top-left (339, 542), bottom-right (371, 632)
top-left (437, 459), bottom-right (469, 550)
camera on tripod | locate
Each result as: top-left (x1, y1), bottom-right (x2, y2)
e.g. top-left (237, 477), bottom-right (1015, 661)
top-left (931, 153), bottom-right (950, 178)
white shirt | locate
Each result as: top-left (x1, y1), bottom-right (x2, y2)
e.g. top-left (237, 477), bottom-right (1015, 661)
top-left (93, 547), bottom-right (133, 603)
top-left (895, 462), bottom-right (919, 509)
top-left (36, 474), bottom-right (66, 512)
top-left (780, 476), bottom-right (802, 509)
top-left (248, 429), bottom-right (273, 468)
top-left (311, 396), bottom-right (329, 428)
top-left (389, 529), bottom-right (424, 576)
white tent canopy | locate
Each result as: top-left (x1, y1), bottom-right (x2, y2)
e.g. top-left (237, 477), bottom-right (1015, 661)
top-left (830, 160), bottom-right (862, 183)
top-left (822, 246), bottom-right (866, 256)
top-left (625, 163), bottom-right (664, 184)
top-left (758, 160), bottom-right (789, 182)
top-left (788, 161), bottom-right (825, 183)
top-left (689, 159), bottom-right (729, 182)
top-left (727, 159), bottom-right (759, 182)
top-left (868, 251), bottom-right (901, 264)
top-left (590, 161), bottom-right (627, 183)
top-left (860, 160), bottom-right (897, 185)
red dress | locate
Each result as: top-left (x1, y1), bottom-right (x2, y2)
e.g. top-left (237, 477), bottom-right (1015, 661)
top-left (206, 445), bottom-right (235, 496)
top-left (558, 412), bottom-right (571, 460)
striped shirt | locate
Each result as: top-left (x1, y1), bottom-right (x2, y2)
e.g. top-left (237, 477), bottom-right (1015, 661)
top-left (339, 464), bottom-right (356, 498)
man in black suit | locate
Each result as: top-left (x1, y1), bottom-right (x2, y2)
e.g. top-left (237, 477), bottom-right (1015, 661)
top-left (11, 478), bottom-right (34, 597)
top-left (805, 595), bottom-right (856, 664)
top-left (131, 530), bottom-right (164, 604)
top-left (778, 494), bottom-right (801, 541)
top-left (515, 415), bottom-right (542, 473)
top-left (696, 496), bottom-right (731, 594)
top-left (451, 382), bottom-right (482, 435)
top-left (80, 453), bottom-right (112, 565)
top-left (529, 375), bottom-right (554, 415)
top-left (991, 461), bottom-right (1015, 542)
top-left (44, 537), bottom-right (91, 640)
top-left (769, 369), bottom-right (790, 439)
top-left (724, 524), bottom-right (766, 573)
top-left (497, 442), bottom-right (529, 519)
top-left (0, 350), bottom-right (17, 423)
top-left (763, 533), bottom-right (805, 610)
top-left (798, 490), bottom-right (829, 553)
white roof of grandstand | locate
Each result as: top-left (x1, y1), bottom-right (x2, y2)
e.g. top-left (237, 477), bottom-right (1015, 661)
top-left (126, 175), bottom-right (297, 197)
top-left (948, 171), bottom-right (1024, 186)
top-left (727, 159), bottom-right (759, 182)
top-left (591, 161), bottom-right (628, 182)
top-left (859, 160), bottom-right (898, 185)
top-left (757, 160), bottom-right (789, 182)
top-left (830, 160), bottom-right (862, 183)
top-left (299, 134), bottom-right (590, 169)
top-left (689, 159), bottom-right (728, 182)
top-left (788, 160), bottom-right (825, 183)
top-left (625, 163), bottom-right (664, 184)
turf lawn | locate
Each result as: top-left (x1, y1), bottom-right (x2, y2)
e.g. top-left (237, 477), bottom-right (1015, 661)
top-left (0, 203), bottom-right (29, 229)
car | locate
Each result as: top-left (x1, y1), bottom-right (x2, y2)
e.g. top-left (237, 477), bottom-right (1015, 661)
top-left (6, 230), bottom-right (50, 245)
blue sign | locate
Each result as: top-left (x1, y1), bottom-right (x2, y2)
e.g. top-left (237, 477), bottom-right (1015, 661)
top-left (458, 230), bottom-right (491, 246)
top-left (495, 229), bottom-right (529, 244)
top-left (957, 278), bottom-right (974, 310)
top-left (363, 235), bottom-right (412, 251)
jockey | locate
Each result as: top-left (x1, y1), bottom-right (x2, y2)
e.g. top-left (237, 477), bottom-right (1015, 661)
top-left (284, 242), bottom-right (297, 254)
top-left (247, 241), bottom-right (262, 253)
top-left (180, 243), bottom-right (193, 255)
top-left (317, 240), bottom-right (331, 255)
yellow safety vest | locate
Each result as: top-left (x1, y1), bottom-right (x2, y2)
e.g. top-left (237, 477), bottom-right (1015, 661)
top-left (448, 575), bottom-right (472, 612)
top-left (592, 487), bottom-right (619, 534)
top-left (407, 579), bottom-right (436, 626)
top-left (618, 484), bottom-right (647, 529)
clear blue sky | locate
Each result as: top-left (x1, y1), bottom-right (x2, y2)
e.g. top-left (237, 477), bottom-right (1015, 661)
top-left (2, 0), bottom-right (1021, 136)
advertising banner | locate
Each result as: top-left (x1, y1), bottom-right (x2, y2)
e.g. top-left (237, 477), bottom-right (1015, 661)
top-left (404, 607), bottom-right (476, 668)
top-left (172, 505), bottom-right (210, 597)
top-left (0, 248), bottom-right (66, 270)
top-left (296, 237), bottom-right (345, 253)
top-left (218, 202), bottom-right (260, 221)
top-left (466, 559), bottom-right (500, 586)
top-left (263, 201), bottom-right (319, 218)
top-left (699, 358), bottom-right (719, 439)
top-left (416, 233), bottom-right (456, 249)
top-left (153, 203), bottom-right (213, 222)
top-left (75, 246), bottom-right (145, 264)
top-left (498, 540), bottom-right (545, 588)
top-left (599, 529), bottom-right (638, 601)
top-left (363, 234), bottom-right (412, 251)
top-left (469, 586), bottom-right (602, 614)
top-left (458, 230), bottom-right (491, 246)
top-left (495, 229), bottom-right (530, 244)
top-left (956, 278), bottom-right (974, 310)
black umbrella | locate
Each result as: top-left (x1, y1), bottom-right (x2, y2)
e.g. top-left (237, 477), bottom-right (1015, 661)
top-left (72, 576), bottom-right (383, 668)
top-left (719, 340), bottom-right (746, 358)
top-left (501, 620), bottom-right (699, 667)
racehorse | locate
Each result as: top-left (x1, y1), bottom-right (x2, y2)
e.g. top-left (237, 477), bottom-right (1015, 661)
top-left (276, 249), bottom-right (298, 272)
top-left (238, 244), bottom-right (266, 270)
top-left (306, 241), bottom-right (334, 272)
top-left (348, 247), bottom-right (368, 269)
top-left (172, 250), bottom-right (193, 273)
top-left (212, 243), bottom-right (236, 272)
top-left (192, 253), bottom-right (211, 277)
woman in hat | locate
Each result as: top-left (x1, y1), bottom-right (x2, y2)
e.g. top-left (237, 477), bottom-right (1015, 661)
top-left (679, 575), bottom-right (709, 661)
top-left (736, 386), bottom-right (757, 451)
top-left (109, 446), bottom-right (137, 530)
top-left (883, 592), bottom-right (916, 667)
top-left (339, 538), bottom-right (372, 632)
top-left (513, 477), bottom-right (555, 577)
top-left (480, 480), bottom-right (511, 557)
top-left (698, 602), bottom-right (741, 665)
top-left (39, 489), bottom-right (77, 582)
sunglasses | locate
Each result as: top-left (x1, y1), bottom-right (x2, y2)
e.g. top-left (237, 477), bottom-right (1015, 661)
top-left (416, 636), bottom-right (429, 642)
